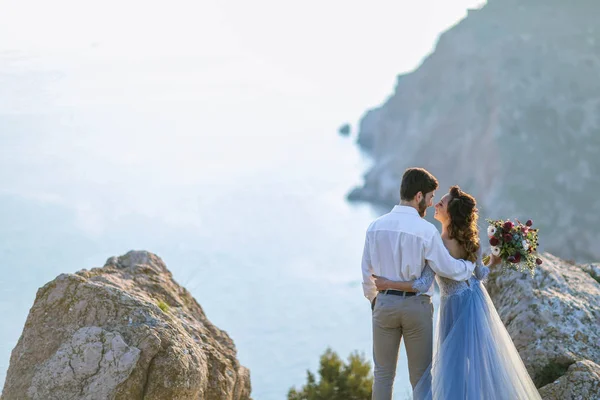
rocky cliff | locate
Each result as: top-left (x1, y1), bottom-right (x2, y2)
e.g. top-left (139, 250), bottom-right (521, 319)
top-left (486, 253), bottom-right (600, 399)
top-left (1, 251), bottom-right (251, 400)
top-left (349, 0), bottom-right (600, 261)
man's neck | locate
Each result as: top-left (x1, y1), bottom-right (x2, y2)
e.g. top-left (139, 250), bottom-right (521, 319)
top-left (399, 200), bottom-right (417, 211)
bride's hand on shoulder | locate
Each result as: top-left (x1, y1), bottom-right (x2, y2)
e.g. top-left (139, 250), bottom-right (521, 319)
top-left (372, 274), bottom-right (391, 290)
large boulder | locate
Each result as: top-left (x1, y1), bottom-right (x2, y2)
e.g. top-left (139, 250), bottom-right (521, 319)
top-left (485, 253), bottom-right (600, 399)
top-left (1, 250), bottom-right (251, 400)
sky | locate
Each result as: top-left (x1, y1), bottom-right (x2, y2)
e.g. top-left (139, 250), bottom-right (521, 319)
top-left (0, 0), bottom-right (486, 118)
top-left (0, 0), bottom-right (487, 237)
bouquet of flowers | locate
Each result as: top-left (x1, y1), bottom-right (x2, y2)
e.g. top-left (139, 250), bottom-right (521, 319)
top-left (483, 218), bottom-right (542, 275)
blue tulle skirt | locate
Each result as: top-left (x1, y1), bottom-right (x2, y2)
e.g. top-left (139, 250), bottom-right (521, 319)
top-left (413, 280), bottom-right (541, 400)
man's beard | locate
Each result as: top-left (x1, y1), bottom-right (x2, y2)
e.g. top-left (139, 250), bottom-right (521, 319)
top-left (418, 198), bottom-right (427, 217)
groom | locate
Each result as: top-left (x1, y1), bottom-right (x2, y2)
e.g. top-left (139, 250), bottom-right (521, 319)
top-left (361, 167), bottom-right (476, 399)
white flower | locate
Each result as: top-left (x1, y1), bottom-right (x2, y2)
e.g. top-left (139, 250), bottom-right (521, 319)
top-left (491, 246), bottom-right (501, 256)
top-left (487, 226), bottom-right (497, 238)
top-left (522, 240), bottom-right (529, 250)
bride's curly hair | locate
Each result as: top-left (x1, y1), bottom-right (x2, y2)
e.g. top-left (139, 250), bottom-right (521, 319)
top-left (447, 186), bottom-right (480, 262)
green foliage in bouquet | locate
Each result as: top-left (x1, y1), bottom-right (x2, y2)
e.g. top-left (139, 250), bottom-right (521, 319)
top-left (288, 348), bottom-right (373, 400)
top-left (484, 218), bottom-right (542, 276)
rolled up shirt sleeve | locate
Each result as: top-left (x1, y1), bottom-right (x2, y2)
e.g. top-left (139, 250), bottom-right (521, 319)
top-left (361, 234), bottom-right (377, 303)
top-left (424, 233), bottom-right (475, 281)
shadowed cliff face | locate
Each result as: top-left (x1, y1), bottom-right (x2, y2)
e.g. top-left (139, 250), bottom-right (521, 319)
top-left (351, 0), bottom-right (600, 262)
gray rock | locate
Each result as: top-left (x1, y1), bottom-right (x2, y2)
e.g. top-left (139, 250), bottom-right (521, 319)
top-left (580, 263), bottom-right (600, 283)
top-left (28, 327), bottom-right (140, 400)
top-left (485, 253), bottom-right (600, 397)
top-left (338, 123), bottom-right (351, 136)
top-left (539, 360), bottom-right (600, 400)
top-left (1, 250), bottom-right (251, 400)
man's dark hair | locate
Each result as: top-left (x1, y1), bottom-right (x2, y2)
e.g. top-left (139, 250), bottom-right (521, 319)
top-left (400, 168), bottom-right (439, 201)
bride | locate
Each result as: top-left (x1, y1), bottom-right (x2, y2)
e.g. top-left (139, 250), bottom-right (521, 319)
top-left (373, 186), bottom-right (541, 399)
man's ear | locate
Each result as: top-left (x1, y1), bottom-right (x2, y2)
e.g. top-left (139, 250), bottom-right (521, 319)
top-left (415, 191), bottom-right (423, 203)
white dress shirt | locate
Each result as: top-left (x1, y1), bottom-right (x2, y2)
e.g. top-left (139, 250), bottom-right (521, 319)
top-left (361, 205), bottom-right (476, 302)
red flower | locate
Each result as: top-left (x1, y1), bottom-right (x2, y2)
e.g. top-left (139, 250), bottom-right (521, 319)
top-left (507, 256), bottom-right (516, 263)
top-left (513, 252), bottom-right (521, 263)
top-left (504, 221), bottom-right (514, 230)
top-left (503, 234), bottom-right (513, 243)
top-left (521, 226), bottom-right (529, 234)
top-left (489, 237), bottom-right (499, 246)
top-left (536, 258), bottom-right (543, 265)
top-left (526, 219), bottom-right (533, 227)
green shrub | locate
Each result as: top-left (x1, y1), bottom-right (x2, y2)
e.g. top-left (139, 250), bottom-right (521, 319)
top-left (288, 348), bottom-right (373, 400)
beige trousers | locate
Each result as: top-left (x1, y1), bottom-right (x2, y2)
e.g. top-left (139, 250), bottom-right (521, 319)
top-left (371, 293), bottom-right (433, 400)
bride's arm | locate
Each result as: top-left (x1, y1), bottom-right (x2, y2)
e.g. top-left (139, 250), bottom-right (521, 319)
top-left (475, 253), bottom-right (501, 281)
top-left (372, 265), bottom-right (435, 293)
top-left (412, 264), bottom-right (435, 292)
top-left (474, 262), bottom-right (490, 281)
top-left (372, 275), bottom-right (417, 292)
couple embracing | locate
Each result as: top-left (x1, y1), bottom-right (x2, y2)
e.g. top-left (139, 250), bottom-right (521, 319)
top-left (361, 167), bottom-right (541, 399)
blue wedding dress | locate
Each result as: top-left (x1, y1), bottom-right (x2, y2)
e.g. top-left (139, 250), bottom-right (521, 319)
top-left (411, 261), bottom-right (542, 400)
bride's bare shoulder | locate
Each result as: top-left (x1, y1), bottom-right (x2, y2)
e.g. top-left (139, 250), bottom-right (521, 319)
top-left (442, 237), bottom-right (465, 259)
